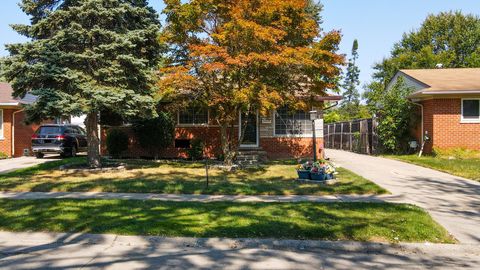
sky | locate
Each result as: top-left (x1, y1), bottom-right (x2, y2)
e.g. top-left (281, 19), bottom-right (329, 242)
top-left (0, 0), bottom-right (479, 88)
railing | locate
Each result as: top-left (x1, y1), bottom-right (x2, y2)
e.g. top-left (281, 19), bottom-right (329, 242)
top-left (324, 118), bottom-right (378, 155)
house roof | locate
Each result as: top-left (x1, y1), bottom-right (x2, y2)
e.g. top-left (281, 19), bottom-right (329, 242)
top-left (400, 68), bottom-right (480, 99)
top-left (0, 82), bottom-right (37, 107)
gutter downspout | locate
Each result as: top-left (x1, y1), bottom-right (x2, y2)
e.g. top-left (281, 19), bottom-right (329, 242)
top-left (12, 109), bottom-right (25, 157)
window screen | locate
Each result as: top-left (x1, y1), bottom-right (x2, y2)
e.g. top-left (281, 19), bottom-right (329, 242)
top-left (275, 107), bottom-right (312, 136)
top-left (179, 107), bottom-right (208, 125)
top-left (462, 100), bottom-right (480, 119)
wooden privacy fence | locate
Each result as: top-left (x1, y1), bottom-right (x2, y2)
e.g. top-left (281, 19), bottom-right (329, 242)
top-left (324, 118), bottom-right (378, 155)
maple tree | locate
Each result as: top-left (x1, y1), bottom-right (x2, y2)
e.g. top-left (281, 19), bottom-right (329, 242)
top-left (160, 0), bottom-right (344, 165)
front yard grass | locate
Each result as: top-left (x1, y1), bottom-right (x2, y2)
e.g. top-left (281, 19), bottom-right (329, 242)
top-left (0, 199), bottom-right (454, 243)
top-left (0, 158), bottom-right (387, 195)
top-left (386, 155), bottom-right (480, 181)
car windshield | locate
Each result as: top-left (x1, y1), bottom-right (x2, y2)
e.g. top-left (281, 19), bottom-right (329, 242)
top-left (37, 126), bottom-right (63, 135)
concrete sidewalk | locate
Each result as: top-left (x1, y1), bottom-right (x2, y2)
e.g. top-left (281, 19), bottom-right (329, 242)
top-left (1, 231), bottom-right (479, 270)
top-left (326, 149), bottom-right (480, 245)
top-left (0, 191), bottom-right (402, 203)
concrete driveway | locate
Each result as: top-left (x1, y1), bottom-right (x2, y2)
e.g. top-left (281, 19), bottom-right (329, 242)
top-left (326, 149), bottom-right (480, 244)
top-left (0, 156), bottom-right (61, 174)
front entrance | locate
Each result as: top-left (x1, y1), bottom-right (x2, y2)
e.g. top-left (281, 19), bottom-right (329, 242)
top-left (239, 111), bottom-right (259, 148)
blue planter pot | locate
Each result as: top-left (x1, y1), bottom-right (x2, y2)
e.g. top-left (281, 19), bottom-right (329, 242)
top-left (310, 172), bottom-right (326, 181)
top-left (297, 170), bottom-right (311, 180)
top-left (325, 173), bottom-right (334, 180)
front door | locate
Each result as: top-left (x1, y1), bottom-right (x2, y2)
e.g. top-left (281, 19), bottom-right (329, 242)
top-left (239, 111), bottom-right (259, 148)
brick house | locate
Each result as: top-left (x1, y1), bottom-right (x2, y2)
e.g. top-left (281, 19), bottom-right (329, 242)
top-left (0, 82), bottom-right (41, 157)
top-left (101, 95), bottom-right (341, 160)
top-left (389, 68), bottom-right (480, 153)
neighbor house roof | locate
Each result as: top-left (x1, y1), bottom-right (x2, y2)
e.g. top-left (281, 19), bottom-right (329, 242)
top-left (400, 68), bottom-right (480, 99)
top-left (0, 82), bottom-right (37, 107)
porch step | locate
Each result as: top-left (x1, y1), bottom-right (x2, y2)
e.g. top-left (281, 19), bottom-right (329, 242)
top-left (236, 148), bottom-right (268, 167)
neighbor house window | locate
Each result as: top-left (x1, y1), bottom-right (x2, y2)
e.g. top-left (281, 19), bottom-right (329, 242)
top-left (274, 107), bottom-right (312, 136)
top-left (0, 109), bottom-right (3, 139)
top-left (178, 107), bottom-right (208, 125)
top-left (461, 99), bottom-right (480, 123)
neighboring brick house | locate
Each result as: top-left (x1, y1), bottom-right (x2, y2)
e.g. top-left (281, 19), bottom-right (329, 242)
top-left (101, 95), bottom-right (341, 160)
top-left (389, 68), bottom-right (480, 153)
top-left (0, 82), bottom-right (41, 157)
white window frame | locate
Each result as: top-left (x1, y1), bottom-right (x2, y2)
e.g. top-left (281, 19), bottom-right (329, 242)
top-left (177, 108), bottom-right (210, 127)
top-left (0, 109), bottom-right (4, 140)
top-left (272, 107), bottom-right (313, 138)
top-left (461, 98), bottom-right (480, 123)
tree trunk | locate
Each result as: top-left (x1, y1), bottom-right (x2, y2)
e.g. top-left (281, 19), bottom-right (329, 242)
top-left (86, 112), bottom-right (101, 168)
top-left (220, 121), bottom-right (236, 166)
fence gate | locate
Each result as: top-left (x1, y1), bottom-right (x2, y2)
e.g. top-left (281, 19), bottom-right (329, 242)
top-left (324, 118), bottom-right (378, 155)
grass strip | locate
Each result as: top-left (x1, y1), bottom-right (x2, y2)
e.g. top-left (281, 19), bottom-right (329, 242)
top-left (0, 199), bottom-right (453, 243)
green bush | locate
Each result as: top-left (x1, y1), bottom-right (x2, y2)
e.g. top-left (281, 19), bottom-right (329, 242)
top-left (132, 112), bottom-right (175, 159)
top-left (0, 152), bottom-right (8, 159)
top-left (368, 78), bottom-right (417, 154)
top-left (106, 129), bottom-right (129, 159)
top-left (186, 139), bottom-right (204, 160)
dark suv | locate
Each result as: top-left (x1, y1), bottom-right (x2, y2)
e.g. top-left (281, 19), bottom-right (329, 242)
top-left (32, 124), bottom-right (88, 158)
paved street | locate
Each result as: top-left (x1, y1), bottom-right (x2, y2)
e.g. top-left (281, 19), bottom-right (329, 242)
top-left (0, 156), bottom-right (60, 174)
top-left (326, 149), bottom-right (480, 244)
top-left (0, 231), bottom-right (479, 270)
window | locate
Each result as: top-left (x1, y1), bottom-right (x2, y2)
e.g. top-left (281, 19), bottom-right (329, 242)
top-left (274, 107), bottom-right (312, 136)
top-left (178, 107), bottom-right (208, 125)
top-left (36, 126), bottom-right (63, 135)
top-left (461, 99), bottom-right (480, 123)
top-left (0, 109), bottom-right (3, 139)
top-left (175, 139), bottom-right (191, 148)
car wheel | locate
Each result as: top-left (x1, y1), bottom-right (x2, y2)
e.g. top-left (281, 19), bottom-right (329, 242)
top-left (71, 146), bottom-right (77, 157)
top-left (35, 153), bottom-right (44, 159)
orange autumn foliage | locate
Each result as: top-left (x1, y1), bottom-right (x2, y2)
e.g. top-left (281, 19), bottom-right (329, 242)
top-left (159, 0), bottom-right (344, 164)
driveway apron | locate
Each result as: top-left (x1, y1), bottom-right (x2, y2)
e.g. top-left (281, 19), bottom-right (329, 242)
top-left (326, 149), bottom-right (480, 244)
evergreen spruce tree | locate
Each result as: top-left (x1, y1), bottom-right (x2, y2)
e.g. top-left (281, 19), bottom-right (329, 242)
top-left (341, 39), bottom-right (361, 118)
top-left (2, 0), bottom-right (162, 167)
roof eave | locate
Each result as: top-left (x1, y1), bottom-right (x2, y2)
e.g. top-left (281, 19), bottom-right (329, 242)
top-left (0, 102), bottom-right (21, 107)
top-left (408, 90), bottom-right (480, 100)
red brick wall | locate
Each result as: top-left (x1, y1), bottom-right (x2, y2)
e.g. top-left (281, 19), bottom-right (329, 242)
top-left (419, 98), bottom-right (480, 152)
top-left (0, 108), bottom-right (52, 157)
top-left (101, 126), bottom-right (224, 158)
top-left (13, 110), bottom-right (43, 157)
top-left (101, 126), bottom-right (323, 160)
top-left (0, 109), bottom-right (14, 156)
top-left (261, 137), bottom-right (324, 159)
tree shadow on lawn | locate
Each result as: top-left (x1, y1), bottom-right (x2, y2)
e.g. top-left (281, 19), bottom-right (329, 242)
top-left (0, 199), bottom-right (452, 243)
top-left (0, 169), bottom-right (384, 195)
top-left (0, 157), bottom-right (386, 195)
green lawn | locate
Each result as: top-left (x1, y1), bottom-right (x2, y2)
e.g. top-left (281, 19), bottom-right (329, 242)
top-left (0, 158), bottom-right (387, 195)
top-left (386, 155), bottom-right (480, 181)
top-left (0, 199), bottom-right (453, 243)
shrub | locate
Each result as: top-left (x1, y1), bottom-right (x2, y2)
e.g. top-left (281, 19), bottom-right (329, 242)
top-left (132, 112), bottom-right (175, 159)
top-left (186, 139), bottom-right (204, 160)
top-left (370, 78), bottom-right (417, 154)
top-left (0, 152), bottom-right (8, 159)
top-left (106, 129), bottom-right (129, 159)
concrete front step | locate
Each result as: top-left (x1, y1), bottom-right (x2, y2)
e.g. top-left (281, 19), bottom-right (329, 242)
top-left (236, 148), bottom-right (268, 167)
